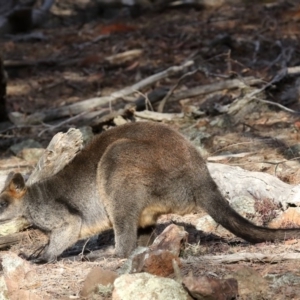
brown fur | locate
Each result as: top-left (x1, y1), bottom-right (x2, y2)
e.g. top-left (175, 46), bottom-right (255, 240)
top-left (1, 122), bottom-right (300, 263)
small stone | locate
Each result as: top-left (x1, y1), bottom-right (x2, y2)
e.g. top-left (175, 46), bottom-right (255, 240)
top-left (227, 266), bottom-right (268, 298)
top-left (131, 249), bottom-right (181, 277)
top-left (183, 274), bottom-right (238, 300)
top-left (150, 224), bottom-right (188, 256)
top-left (1, 252), bottom-right (45, 300)
top-left (112, 273), bottom-right (191, 300)
top-left (128, 224), bottom-right (186, 276)
top-left (81, 267), bottom-right (118, 298)
top-left (10, 139), bottom-right (42, 155)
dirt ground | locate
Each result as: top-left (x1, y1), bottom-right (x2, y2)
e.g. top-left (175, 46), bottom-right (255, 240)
top-left (1, 0), bottom-right (300, 299)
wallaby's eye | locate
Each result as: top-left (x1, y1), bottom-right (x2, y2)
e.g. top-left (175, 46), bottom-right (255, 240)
top-left (0, 201), bottom-right (8, 211)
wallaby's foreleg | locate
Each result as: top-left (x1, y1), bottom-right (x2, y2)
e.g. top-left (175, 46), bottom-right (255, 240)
top-left (37, 215), bottom-right (82, 263)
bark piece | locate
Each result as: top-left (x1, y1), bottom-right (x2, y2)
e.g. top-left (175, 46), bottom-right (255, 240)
top-left (27, 128), bottom-right (83, 185)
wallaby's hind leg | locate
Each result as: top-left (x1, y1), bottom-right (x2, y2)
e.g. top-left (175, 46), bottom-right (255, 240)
top-left (100, 190), bottom-right (140, 257)
top-left (37, 215), bottom-right (82, 263)
top-left (114, 223), bottom-right (137, 257)
top-left (110, 209), bottom-right (138, 257)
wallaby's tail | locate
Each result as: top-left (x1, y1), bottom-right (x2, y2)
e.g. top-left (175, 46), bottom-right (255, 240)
top-left (198, 179), bottom-right (300, 243)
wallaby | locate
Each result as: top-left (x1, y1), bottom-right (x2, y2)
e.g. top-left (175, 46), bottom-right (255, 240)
top-left (0, 122), bottom-right (300, 262)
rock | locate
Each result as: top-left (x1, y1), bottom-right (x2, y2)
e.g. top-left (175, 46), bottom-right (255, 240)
top-left (17, 148), bottom-right (45, 163)
top-left (265, 272), bottom-right (300, 292)
top-left (112, 273), bottom-right (191, 300)
top-left (131, 249), bottom-right (181, 277)
top-left (81, 267), bottom-right (118, 298)
top-left (196, 215), bottom-right (219, 233)
top-left (128, 225), bottom-right (186, 276)
top-left (10, 139), bottom-right (42, 155)
top-left (183, 273), bottom-right (238, 300)
top-left (196, 215), bottom-right (232, 238)
top-left (1, 252), bottom-right (45, 300)
top-left (230, 196), bottom-right (256, 216)
top-left (268, 207), bottom-right (300, 228)
top-left (150, 224), bottom-right (188, 256)
top-left (0, 276), bottom-right (9, 300)
top-left (227, 266), bottom-right (269, 298)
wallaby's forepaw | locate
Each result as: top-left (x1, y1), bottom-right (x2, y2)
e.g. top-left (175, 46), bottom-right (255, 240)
top-left (30, 257), bottom-right (49, 264)
top-left (18, 251), bottom-right (30, 261)
top-left (19, 246), bottom-right (57, 264)
top-left (18, 252), bottom-right (48, 264)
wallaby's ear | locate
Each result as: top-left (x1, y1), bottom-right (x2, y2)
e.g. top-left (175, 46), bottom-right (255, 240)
top-left (8, 173), bottom-right (26, 198)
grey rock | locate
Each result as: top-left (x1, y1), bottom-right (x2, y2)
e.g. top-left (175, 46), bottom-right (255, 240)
top-left (10, 139), bottom-right (42, 155)
top-left (112, 273), bottom-right (191, 300)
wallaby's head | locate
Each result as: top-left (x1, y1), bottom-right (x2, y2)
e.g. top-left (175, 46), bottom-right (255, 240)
top-left (0, 173), bottom-right (27, 221)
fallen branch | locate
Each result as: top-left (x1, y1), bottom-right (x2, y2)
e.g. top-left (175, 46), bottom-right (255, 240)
top-left (9, 61), bottom-right (193, 125)
top-left (169, 77), bottom-right (263, 103)
top-left (287, 66), bottom-right (300, 76)
top-left (0, 232), bottom-right (28, 249)
top-left (253, 97), bottom-right (300, 114)
top-left (105, 49), bottom-right (143, 64)
top-left (157, 69), bottom-right (198, 113)
top-left (187, 252), bottom-right (300, 264)
top-left (135, 110), bottom-right (184, 121)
